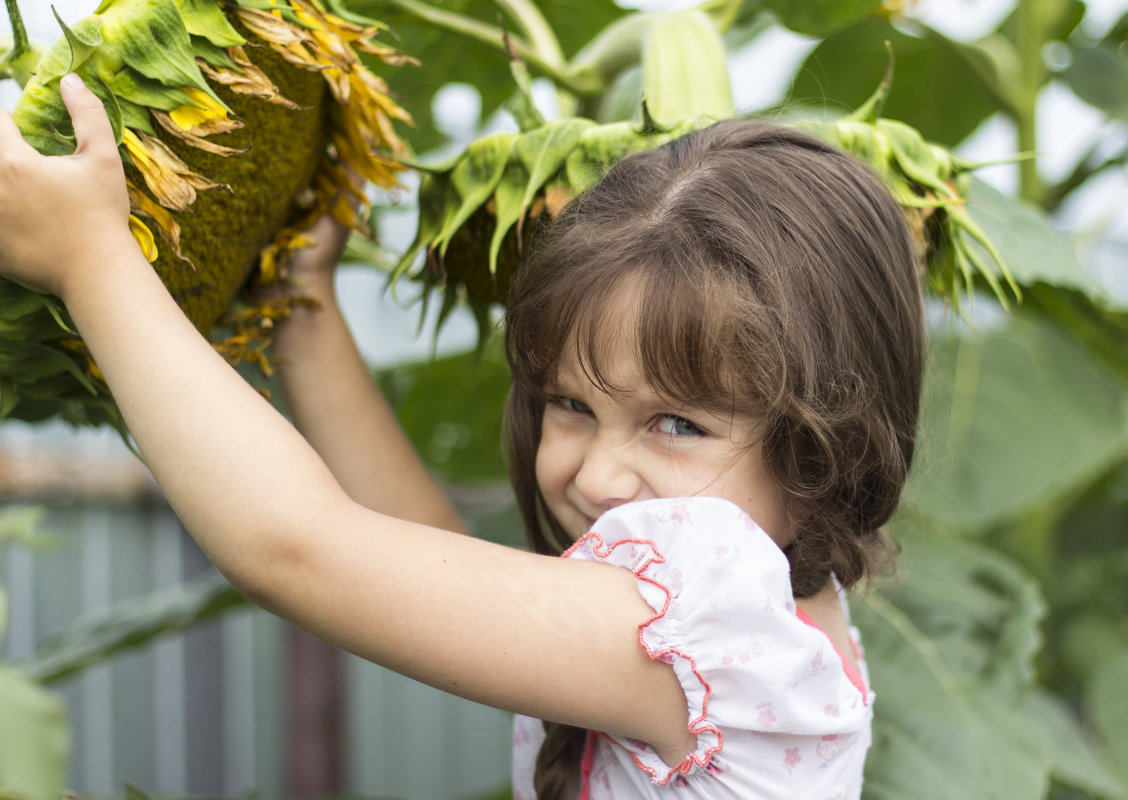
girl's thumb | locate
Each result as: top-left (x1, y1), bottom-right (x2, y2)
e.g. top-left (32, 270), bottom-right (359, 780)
top-left (59, 73), bottom-right (115, 155)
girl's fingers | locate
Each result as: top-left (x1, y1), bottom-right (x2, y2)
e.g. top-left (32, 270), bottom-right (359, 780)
top-left (0, 108), bottom-right (31, 152)
top-left (59, 73), bottom-right (117, 157)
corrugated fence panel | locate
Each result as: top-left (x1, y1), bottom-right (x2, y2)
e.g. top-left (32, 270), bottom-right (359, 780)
top-left (0, 498), bottom-right (512, 799)
top-left (347, 658), bottom-right (513, 799)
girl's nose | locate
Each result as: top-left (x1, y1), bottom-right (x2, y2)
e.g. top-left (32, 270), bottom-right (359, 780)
top-left (574, 431), bottom-right (642, 507)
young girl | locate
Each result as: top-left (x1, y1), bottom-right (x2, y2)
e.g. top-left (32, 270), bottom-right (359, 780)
top-left (0, 74), bottom-right (923, 799)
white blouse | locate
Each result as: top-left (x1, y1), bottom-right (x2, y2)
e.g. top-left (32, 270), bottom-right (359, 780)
top-left (511, 496), bottom-right (873, 799)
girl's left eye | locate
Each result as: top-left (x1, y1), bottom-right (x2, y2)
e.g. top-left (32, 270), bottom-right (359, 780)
top-left (655, 415), bottom-right (704, 437)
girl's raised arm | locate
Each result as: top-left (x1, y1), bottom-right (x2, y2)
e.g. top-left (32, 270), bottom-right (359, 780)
top-left (263, 213), bottom-right (466, 534)
top-left (0, 76), bottom-right (696, 767)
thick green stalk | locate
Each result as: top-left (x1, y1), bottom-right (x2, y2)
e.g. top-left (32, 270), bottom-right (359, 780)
top-left (1014, 0), bottom-right (1048, 207)
top-left (372, 0), bottom-right (601, 96)
top-left (694, 0), bottom-right (745, 33)
top-left (2, 0), bottom-right (27, 60)
top-left (492, 0), bottom-right (563, 67)
top-left (490, 0), bottom-right (576, 116)
top-left (0, 0), bottom-right (38, 86)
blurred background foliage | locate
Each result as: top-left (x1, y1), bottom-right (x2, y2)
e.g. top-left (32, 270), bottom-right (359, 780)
top-left (2, 0), bottom-right (1128, 797)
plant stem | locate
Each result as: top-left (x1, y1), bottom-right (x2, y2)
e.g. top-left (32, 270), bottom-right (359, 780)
top-left (371, 0), bottom-right (602, 96)
top-left (1014, 0), bottom-right (1047, 207)
top-left (2, 0), bottom-right (28, 60)
top-left (490, 0), bottom-right (576, 116)
top-left (694, 0), bottom-right (744, 33)
top-left (1044, 139), bottom-right (1128, 212)
top-left (492, 0), bottom-right (563, 67)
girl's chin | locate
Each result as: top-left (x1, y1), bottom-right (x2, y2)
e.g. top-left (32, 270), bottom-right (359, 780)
top-left (562, 515), bottom-right (596, 541)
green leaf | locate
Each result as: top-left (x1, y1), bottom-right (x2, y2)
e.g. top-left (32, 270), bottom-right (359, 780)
top-left (858, 534), bottom-right (1051, 799)
top-left (0, 665), bottom-right (68, 800)
top-left (965, 178), bottom-right (1100, 297)
top-left (514, 117), bottom-right (595, 209)
top-left (93, 61), bottom-right (200, 112)
top-left (352, 0), bottom-right (625, 153)
top-left (178, 0), bottom-right (246, 48)
top-left (26, 573), bottom-right (247, 685)
top-left (487, 155), bottom-right (531, 276)
top-left (435, 132), bottom-right (518, 256)
top-left (760, 0), bottom-right (883, 37)
top-left (1087, 647), bottom-right (1128, 784)
top-left (998, 0), bottom-right (1087, 56)
top-left (963, 178), bottom-right (1128, 381)
top-left (503, 48), bottom-right (546, 132)
top-left (52, 8), bottom-right (104, 72)
top-left (1023, 688), bottom-right (1128, 799)
top-left (12, 52), bottom-right (126, 153)
top-left (905, 311), bottom-right (1128, 532)
top-left (564, 119), bottom-right (637, 190)
top-left (98, 0), bottom-right (229, 107)
top-left (377, 341), bottom-right (511, 484)
top-left (1062, 43), bottom-right (1128, 120)
top-left (641, 11), bottom-right (733, 125)
top-left (790, 17), bottom-right (1001, 147)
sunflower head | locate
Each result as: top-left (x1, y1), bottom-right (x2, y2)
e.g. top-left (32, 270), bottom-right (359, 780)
top-left (1, 0), bottom-right (413, 429)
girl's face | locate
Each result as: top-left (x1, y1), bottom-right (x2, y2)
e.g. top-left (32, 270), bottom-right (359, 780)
top-left (535, 338), bottom-right (792, 547)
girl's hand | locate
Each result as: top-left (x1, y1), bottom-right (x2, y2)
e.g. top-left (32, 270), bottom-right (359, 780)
top-left (263, 167), bottom-right (365, 301)
top-left (0, 73), bottom-right (133, 300)
top-left (281, 211), bottom-right (351, 298)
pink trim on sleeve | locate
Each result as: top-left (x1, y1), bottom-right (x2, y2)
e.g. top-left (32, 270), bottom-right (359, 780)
top-left (795, 608), bottom-right (868, 702)
top-left (578, 730), bottom-right (597, 800)
top-left (563, 532), bottom-right (724, 786)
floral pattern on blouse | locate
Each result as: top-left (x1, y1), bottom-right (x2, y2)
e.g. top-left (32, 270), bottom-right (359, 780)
top-left (512, 496), bottom-right (873, 800)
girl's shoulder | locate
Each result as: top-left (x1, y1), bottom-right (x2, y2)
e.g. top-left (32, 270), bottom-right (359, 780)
top-left (566, 496), bottom-right (791, 585)
top-left (561, 497), bottom-right (872, 789)
top-left (564, 496), bottom-right (795, 620)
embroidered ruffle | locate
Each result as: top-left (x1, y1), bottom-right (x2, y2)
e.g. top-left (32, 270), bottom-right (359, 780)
top-left (563, 496), bottom-right (870, 788)
top-left (565, 529), bottom-right (723, 785)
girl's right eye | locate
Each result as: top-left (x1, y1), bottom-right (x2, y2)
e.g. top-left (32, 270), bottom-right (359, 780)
top-left (555, 396), bottom-right (593, 415)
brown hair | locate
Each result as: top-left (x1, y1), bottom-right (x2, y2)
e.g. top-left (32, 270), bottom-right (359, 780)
top-left (502, 119), bottom-right (924, 798)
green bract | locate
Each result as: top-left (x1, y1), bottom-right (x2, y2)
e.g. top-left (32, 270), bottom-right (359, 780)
top-left (0, 0), bottom-right (410, 431)
top-left (393, 8), bottom-right (736, 340)
top-left (394, 23), bottom-right (1020, 341)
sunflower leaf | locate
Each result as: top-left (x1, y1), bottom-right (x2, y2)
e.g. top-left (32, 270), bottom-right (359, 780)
top-left (178, 0), bottom-right (246, 48)
top-left (435, 133), bottom-right (518, 256)
top-left (51, 8), bottom-right (103, 72)
top-left (99, 0), bottom-right (229, 109)
top-left (488, 156), bottom-right (530, 277)
top-left (515, 117), bottom-right (595, 211)
top-left (0, 666), bottom-right (68, 800)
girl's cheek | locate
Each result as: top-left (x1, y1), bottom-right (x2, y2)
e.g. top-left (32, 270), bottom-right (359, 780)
top-left (534, 425), bottom-right (566, 492)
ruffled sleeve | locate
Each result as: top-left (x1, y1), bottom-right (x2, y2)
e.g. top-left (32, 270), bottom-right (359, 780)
top-left (563, 496), bottom-right (871, 788)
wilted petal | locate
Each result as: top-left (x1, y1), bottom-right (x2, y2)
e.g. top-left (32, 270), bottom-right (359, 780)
top-left (128, 214), bottom-right (159, 262)
top-left (127, 180), bottom-right (191, 265)
top-left (167, 87), bottom-right (242, 135)
top-left (121, 128), bottom-right (225, 212)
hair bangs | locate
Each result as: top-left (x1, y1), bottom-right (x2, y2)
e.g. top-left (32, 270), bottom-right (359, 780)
top-left (509, 237), bottom-right (769, 422)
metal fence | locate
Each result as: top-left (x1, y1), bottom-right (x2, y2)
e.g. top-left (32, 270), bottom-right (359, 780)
top-left (0, 492), bottom-right (513, 800)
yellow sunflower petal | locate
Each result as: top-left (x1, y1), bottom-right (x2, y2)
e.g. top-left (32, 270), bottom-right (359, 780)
top-left (127, 181), bottom-right (191, 266)
top-left (196, 46), bottom-right (302, 109)
top-left (152, 111), bottom-right (248, 157)
top-left (128, 214), bottom-right (159, 262)
top-left (121, 128), bottom-right (225, 212)
top-left (168, 87), bottom-right (239, 133)
top-left (234, 7), bottom-right (310, 46)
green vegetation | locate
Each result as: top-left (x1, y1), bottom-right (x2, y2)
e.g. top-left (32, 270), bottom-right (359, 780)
top-left (2, 0), bottom-right (1127, 798)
